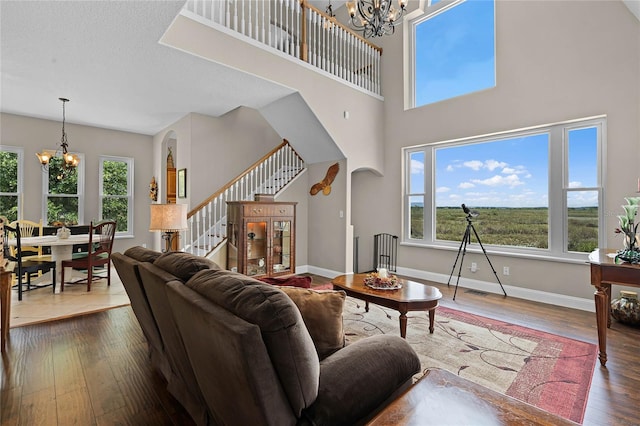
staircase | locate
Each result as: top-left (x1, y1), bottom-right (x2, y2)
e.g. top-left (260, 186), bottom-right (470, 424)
top-left (184, 140), bottom-right (305, 256)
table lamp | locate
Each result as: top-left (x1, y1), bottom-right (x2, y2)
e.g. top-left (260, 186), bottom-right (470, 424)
top-left (149, 203), bottom-right (188, 252)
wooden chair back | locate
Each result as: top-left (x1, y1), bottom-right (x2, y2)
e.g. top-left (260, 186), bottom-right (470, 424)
top-left (90, 220), bottom-right (116, 259)
top-left (9, 219), bottom-right (44, 258)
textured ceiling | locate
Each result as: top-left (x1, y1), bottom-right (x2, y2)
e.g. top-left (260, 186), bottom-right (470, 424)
top-left (2, 0), bottom-right (637, 136)
top-left (0, 0), bottom-right (294, 135)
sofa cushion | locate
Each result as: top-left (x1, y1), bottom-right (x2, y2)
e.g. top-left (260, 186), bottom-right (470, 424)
top-left (258, 275), bottom-right (312, 288)
top-left (279, 287), bottom-right (346, 360)
top-left (124, 245), bottom-right (161, 263)
top-left (304, 334), bottom-right (421, 426)
top-left (154, 251), bottom-right (221, 282)
top-left (186, 269), bottom-right (320, 417)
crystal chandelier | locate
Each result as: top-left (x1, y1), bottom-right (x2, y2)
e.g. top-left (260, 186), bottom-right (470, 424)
top-left (36, 97), bottom-right (80, 179)
top-left (346, 0), bottom-right (407, 38)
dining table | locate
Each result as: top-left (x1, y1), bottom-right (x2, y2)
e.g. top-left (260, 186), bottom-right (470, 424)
top-left (7, 234), bottom-right (92, 285)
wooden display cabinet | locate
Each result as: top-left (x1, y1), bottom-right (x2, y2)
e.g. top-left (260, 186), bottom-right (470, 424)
top-left (227, 201), bottom-right (296, 277)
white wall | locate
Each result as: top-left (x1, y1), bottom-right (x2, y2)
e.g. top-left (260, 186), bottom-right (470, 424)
top-left (351, 0), bottom-right (640, 301)
top-left (1, 112), bottom-right (155, 253)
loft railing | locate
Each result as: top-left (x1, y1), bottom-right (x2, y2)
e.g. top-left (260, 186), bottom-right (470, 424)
top-left (182, 0), bottom-right (383, 96)
top-left (184, 139), bottom-right (305, 256)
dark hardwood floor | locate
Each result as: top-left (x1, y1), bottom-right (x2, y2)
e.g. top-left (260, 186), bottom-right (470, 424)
top-left (2, 274), bottom-right (639, 425)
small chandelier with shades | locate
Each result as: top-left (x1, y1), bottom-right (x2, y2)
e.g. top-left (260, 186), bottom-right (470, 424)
top-left (346, 0), bottom-right (407, 38)
top-left (36, 97), bottom-right (80, 178)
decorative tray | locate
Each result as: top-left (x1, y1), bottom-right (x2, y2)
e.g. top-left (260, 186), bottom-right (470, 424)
top-left (364, 273), bottom-right (402, 290)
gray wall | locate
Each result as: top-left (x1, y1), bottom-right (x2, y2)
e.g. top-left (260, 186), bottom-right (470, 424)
top-left (351, 0), bottom-right (640, 301)
top-left (1, 112), bottom-right (155, 253)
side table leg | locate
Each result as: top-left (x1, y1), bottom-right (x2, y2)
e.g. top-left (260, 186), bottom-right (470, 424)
top-left (594, 284), bottom-right (610, 366)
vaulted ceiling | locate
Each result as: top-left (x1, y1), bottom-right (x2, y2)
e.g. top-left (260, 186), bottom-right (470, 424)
top-left (1, 0), bottom-right (637, 136)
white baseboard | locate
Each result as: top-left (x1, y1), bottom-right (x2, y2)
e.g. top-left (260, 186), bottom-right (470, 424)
top-left (297, 264), bottom-right (595, 312)
top-left (396, 266), bottom-right (594, 312)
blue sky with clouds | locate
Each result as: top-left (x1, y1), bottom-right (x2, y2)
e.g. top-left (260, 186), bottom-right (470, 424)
top-left (410, 127), bottom-right (598, 208)
top-left (434, 134), bottom-right (549, 207)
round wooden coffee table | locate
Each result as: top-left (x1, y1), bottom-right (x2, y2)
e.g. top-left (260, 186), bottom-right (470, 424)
top-left (332, 273), bottom-right (442, 338)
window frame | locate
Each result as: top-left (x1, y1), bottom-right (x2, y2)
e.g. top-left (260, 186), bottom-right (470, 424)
top-left (0, 145), bottom-right (24, 222)
top-left (405, 0), bottom-right (496, 110)
top-left (401, 116), bottom-right (606, 262)
top-left (41, 151), bottom-right (85, 226)
top-left (99, 155), bottom-right (134, 237)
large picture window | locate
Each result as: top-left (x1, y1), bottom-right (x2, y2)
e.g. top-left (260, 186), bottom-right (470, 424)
top-left (99, 156), bottom-right (133, 235)
top-left (403, 117), bottom-right (605, 259)
top-left (43, 154), bottom-right (84, 226)
top-left (0, 146), bottom-right (23, 222)
top-left (409, 0), bottom-right (495, 108)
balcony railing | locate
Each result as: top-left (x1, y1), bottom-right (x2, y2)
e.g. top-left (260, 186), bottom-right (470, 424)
top-left (182, 0), bottom-right (383, 96)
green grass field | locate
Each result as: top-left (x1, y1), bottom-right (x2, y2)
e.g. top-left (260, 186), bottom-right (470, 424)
top-left (411, 206), bottom-right (598, 253)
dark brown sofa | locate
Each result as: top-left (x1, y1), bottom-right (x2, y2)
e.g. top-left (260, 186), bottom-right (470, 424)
top-left (113, 247), bottom-right (421, 426)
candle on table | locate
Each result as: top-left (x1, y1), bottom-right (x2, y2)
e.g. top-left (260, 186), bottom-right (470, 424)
top-left (378, 268), bottom-right (388, 278)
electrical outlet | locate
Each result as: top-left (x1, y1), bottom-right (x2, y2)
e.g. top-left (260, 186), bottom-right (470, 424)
top-left (503, 266), bottom-right (510, 276)
top-left (470, 262), bottom-right (478, 272)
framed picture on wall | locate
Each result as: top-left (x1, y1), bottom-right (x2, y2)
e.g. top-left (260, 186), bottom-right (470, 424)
top-left (178, 168), bottom-right (187, 198)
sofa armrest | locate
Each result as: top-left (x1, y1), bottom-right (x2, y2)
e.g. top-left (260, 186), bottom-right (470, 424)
top-left (302, 334), bottom-right (420, 426)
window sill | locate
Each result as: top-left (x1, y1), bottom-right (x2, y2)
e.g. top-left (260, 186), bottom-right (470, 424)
top-left (400, 240), bottom-right (590, 265)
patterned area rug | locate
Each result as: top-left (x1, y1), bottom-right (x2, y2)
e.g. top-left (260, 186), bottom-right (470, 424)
top-left (342, 297), bottom-right (597, 424)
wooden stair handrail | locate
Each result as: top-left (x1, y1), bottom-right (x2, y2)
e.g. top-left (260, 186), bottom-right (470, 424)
top-left (187, 139), bottom-right (302, 219)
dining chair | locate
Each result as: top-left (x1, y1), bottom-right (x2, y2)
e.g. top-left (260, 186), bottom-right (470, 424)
top-left (4, 223), bottom-right (57, 301)
top-left (61, 220), bottom-right (116, 292)
top-left (9, 219), bottom-right (48, 260)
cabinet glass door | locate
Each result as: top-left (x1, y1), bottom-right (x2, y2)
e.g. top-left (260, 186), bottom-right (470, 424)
top-left (246, 220), bottom-right (267, 276)
top-left (272, 220), bottom-right (292, 274)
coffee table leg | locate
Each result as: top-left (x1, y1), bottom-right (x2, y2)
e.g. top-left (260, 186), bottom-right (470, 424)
top-left (399, 310), bottom-right (408, 338)
top-left (429, 308), bottom-right (435, 334)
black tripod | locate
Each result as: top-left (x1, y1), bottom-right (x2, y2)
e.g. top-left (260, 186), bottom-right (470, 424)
top-left (447, 213), bottom-right (507, 300)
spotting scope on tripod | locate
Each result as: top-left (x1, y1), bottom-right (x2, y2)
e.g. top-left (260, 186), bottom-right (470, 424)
top-left (447, 204), bottom-right (507, 300)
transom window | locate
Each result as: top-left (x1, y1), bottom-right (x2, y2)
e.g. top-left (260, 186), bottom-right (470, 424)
top-left (99, 156), bottom-right (134, 236)
top-left (403, 117), bottom-right (605, 259)
top-left (408, 0), bottom-right (496, 108)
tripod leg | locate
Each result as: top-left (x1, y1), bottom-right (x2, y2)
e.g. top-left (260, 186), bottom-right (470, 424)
top-left (453, 226), bottom-right (471, 301)
top-left (447, 227), bottom-right (469, 287)
top-left (469, 224), bottom-right (507, 297)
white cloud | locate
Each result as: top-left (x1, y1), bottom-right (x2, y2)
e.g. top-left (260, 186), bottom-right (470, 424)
top-left (463, 160), bottom-right (483, 171)
top-left (502, 165), bottom-right (529, 175)
top-left (436, 186), bottom-right (450, 193)
top-left (458, 182), bottom-right (475, 189)
top-left (568, 181), bottom-right (582, 188)
top-left (411, 159), bottom-right (424, 174)
top-left (485, 159), bottom-right (507, 171)
top-left (446, 165), bottom-right (455, 172)
top-left (471, 174), bottom-right (524, 188)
